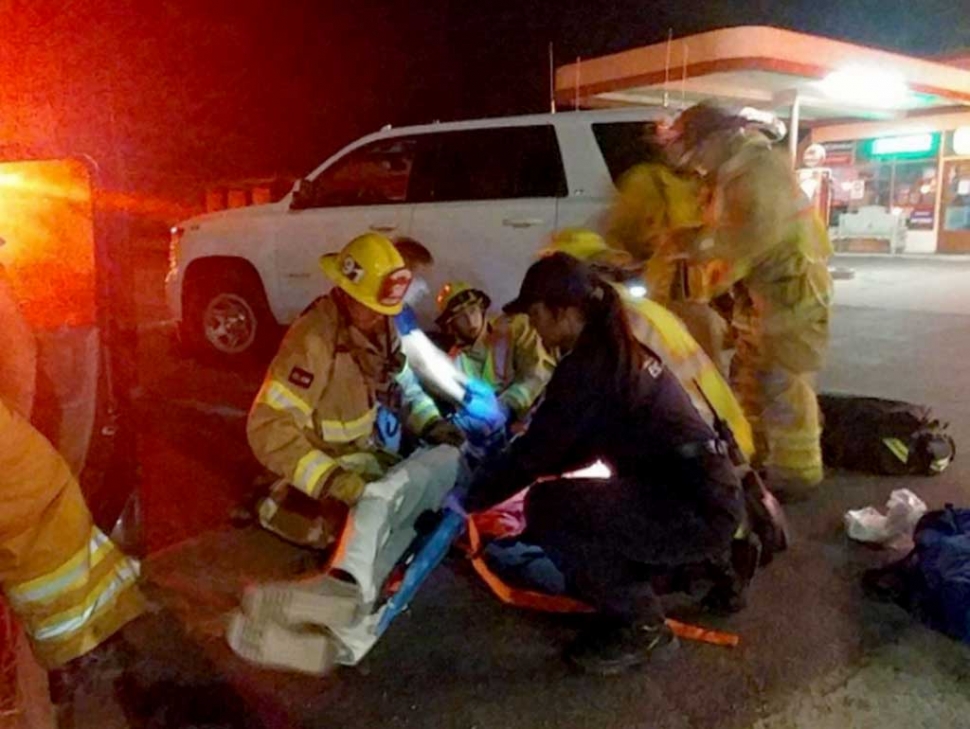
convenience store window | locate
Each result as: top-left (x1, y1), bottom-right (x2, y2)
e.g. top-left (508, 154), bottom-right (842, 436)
top-left (826, 134), bottom-right (939, 230)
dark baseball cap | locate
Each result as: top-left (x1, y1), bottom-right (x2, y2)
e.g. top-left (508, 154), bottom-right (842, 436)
top-left (503, 253), bottom-right (598, 315)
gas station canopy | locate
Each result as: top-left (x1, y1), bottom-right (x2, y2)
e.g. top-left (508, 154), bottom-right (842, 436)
top-left (556, 26), bottom-right (970, 124)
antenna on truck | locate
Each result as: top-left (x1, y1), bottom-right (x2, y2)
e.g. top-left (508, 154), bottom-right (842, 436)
top-left (548, 42), bottom-right (557, 114)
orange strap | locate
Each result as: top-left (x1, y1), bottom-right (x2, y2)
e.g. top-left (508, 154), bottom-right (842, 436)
top-left (466, 518), bottom-right (740, 648)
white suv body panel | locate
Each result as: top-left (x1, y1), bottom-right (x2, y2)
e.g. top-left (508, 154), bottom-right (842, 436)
top-left (165, 107), bottom-right (665, 329)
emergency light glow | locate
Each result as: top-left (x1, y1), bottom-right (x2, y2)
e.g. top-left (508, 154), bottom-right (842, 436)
top-left (0, 159), bottom-right (96, 328)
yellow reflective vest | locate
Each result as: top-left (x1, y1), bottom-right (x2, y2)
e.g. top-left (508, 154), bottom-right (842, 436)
top-left (247, 295), bottom-right (444, 547)
top-left (449, 314), bottom-right (553, 420)
top-left (0, 398), bottom-right (144, 668)
top-left (618, 288), bottom-right (754, 461)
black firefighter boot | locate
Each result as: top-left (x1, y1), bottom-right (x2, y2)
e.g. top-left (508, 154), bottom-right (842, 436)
top-left (564, 618), bottom-right (679, 676)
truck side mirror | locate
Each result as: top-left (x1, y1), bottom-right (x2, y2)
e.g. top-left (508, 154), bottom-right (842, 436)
top-left (290, 178), bottom-right (311, 210)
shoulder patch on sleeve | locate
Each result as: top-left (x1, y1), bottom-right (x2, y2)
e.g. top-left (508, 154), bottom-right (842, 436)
top-left (288, 366), bottom-right (315, 389)
top-left (645, 356), bottom-right (664, 379)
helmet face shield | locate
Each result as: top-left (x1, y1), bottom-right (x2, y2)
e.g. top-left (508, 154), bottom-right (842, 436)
top-left (377, 267), bottom-right (413, 309)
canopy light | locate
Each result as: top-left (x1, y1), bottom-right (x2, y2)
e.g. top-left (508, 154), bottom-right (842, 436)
top-left (820, 67), bottom-right (910, 109)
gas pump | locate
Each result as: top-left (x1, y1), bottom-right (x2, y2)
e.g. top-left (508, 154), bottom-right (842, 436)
top-left (797, 166), bottom-right (833, 227)
top-left (797, 143), bottom-right (833, 227)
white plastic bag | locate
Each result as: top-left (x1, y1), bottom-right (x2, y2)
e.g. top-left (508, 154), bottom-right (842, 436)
top-left (845, 488), bottom-right (927, 545)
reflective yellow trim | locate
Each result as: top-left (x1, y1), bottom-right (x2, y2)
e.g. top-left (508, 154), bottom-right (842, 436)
top-left (883, 438), bottom-right (910, 465)
top-left (319, 405), bottom-right (377, 443)
top-left (293, 449), bottom-right (339, 498)
top-left (30, 555), bottom-right (140, 643)
top-left (336, 451), bottom-right (384, 478)
top-left (501, 383), bottom-right (531, 411)
top-left (257, 496), bottom-right (280, 525)
top-left (258, 380), bottom-right (313, 426)
top-left (408, 399), bottom-right (440, 433)
top-left (7, 528), bottom-right (112, 608)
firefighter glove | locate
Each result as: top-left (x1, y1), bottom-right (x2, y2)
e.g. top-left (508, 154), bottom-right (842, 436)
top-left (422, 418), bottom-right (466, 447)
top-left (328, 470), bottom-right (366, 506)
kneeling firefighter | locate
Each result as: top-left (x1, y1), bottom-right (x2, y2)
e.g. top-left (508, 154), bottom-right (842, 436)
top-left (247, 233), bottom-right (464, 549)
top-left (464, 254), bottom-right (744, 675)
top-left (665, 102), bottom-right (833, 497)
top-left (435, 280), bottom-right (553, 431)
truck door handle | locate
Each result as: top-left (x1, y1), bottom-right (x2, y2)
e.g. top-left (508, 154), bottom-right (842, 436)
top-left (369, 223), bottom-right (398, 233)
top-left (502, 218), bottom-right (544, 229)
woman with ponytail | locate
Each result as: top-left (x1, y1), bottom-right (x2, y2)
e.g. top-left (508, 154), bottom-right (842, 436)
top-left (464, 253), bottom-right (743, 676)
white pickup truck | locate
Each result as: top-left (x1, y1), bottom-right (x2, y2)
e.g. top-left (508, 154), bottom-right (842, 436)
top-left (165, 107), bottom-right (664, 359)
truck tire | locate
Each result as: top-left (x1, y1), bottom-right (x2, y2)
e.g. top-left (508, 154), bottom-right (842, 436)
top-left (181, 262), bottom-right (278, 364)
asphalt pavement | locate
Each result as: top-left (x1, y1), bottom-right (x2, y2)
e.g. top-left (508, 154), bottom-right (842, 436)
top-left (78, 253), bottom-right (970, 729)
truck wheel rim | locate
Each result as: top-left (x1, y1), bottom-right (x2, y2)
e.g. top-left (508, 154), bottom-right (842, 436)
top-left (203, 293), bottom-right (257, 354)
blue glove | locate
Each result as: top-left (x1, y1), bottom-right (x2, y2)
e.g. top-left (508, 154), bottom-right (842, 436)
top-left (459, 379), bottom-right (507, 435)
top-left (394, 305), bottom-right (419, 336)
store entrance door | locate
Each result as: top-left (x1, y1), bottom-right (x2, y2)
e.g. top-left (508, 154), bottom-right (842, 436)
top-left (939, 159), bottom-right (970, 253)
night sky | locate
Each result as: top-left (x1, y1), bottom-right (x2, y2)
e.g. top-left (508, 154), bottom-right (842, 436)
top-left (2, 0), bottom-right (969, 203)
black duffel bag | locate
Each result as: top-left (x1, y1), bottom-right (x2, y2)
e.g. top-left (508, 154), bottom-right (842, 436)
top-left (819, 394), bottom-right (955, 476)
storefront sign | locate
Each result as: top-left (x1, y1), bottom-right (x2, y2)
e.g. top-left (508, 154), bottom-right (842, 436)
top-left (822, 141), bottom-right (854, 166)
top-left (867, 133), bottom-right (939, 159)
top-left (909, 206), bottom-right (935, 230)
top-left (849, 179), bottom-right (866, 200)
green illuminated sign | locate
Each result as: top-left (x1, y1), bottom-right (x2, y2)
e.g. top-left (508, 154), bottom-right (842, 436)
top-left (865, 133), bottom-right (940, 159)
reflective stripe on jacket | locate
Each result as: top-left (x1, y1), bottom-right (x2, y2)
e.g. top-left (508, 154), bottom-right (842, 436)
top-left (620, 289), bottom-right (754, 461)
top-left (450, 314), bottom-right (553, 420)
top-left (248, 294), bottom-right (443, 501)
top-left (0, 399), bottom-right (144, 668)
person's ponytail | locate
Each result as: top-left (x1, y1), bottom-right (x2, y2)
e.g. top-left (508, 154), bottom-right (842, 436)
top-left (582, 279), bottom-right (644, 396)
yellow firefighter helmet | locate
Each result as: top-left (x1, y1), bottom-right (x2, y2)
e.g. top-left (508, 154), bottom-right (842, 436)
top-left (542, 228), bottom-right (634, 268)
top-left (319, 233), bottom-right (413, 316)
top-left (435, 280), bottom-right (491, 325)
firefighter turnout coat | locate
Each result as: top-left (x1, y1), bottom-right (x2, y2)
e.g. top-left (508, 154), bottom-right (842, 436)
top-left (247, 294), bottom-right (446, 548)
top-left (0, 398), bottom-right (144, 668)
top-left (449, 314), bottom-right (553, 421)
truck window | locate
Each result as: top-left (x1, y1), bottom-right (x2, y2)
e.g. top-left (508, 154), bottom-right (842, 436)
top-left (592, 121), bottom-right (663, 183)
top-left (306, 137), bottom-right (420, 208)
top-left (410, 126), bottom-right (567, 203)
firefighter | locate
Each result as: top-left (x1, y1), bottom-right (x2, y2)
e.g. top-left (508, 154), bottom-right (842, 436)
top-left (247, 232), bottom-right (464, 549)
top-left (544, 229), bottom-right (754, 462)
top-left (604, 130), bottom-right (729, 369)
top-left (0, 398), bottom-right (146, 700)
top-left (464, 254), bottom-right (743, 675)
top-left (435, 281), bottom-right (553, 429)
top-left (665, 102), bottom-right (833, 497)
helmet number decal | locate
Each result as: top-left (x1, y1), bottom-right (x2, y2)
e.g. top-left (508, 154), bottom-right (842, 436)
top-left (341, 254), bottom-right (366, 284)
top-left (378, 267), bottom-right (413, 307)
